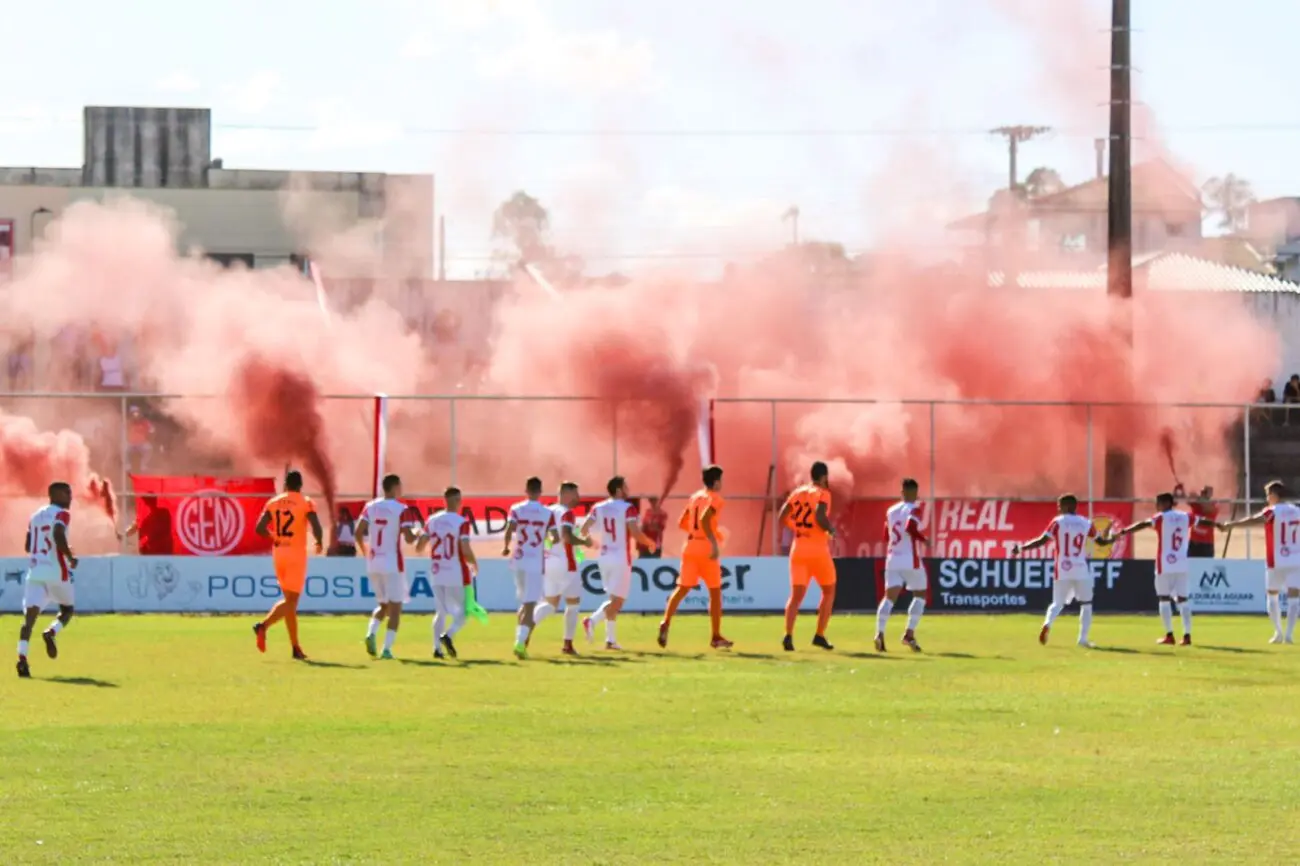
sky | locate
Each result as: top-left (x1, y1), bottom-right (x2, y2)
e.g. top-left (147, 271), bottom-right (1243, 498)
top-left (1, 0), bottom-right (1298, 278)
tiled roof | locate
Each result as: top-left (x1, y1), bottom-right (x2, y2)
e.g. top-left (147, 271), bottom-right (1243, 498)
top-left (987, 252), bottom-right (1300, 294)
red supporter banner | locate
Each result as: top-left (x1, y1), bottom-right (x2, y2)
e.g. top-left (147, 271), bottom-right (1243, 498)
top-left (836, 499), bottom-right (1134, 561)
top-left (130, 475), bottom-right (278, 556)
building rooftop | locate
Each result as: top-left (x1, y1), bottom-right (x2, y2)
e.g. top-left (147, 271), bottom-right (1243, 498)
top-left (987, 251), bottom-right (1300, 294)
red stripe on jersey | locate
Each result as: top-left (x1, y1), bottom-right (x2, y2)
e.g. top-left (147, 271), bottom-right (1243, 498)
top-left (1154, 514), bottom-right (1164, 575)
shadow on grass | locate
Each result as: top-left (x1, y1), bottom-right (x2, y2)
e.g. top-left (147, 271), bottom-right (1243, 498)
top-left (840, 652), bottom-right (901, 661)
top-left (1090, 646), bottom-right (1150, 655)
top-left (301, 659), bottom-right (368, 670)
top-left (45, 676), bottom-right (118, 688)
top-left (1198, 645), bottom-right (1267, 654)
top-left (931, 652), bottom-right (989, 660)
top-left (542, 656), bottom-right (625, 666)
top-left (399, 658), bottom-right (510, 668)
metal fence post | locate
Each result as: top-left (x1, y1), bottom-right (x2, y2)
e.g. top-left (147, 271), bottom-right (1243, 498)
top-left (928, 401), bottom-right (937, 519)
top-left (1086, 403), bottom-right (1094, 518)
top-left (119, 394), bottom-right (129, 551)
top-left (1244, 402), bottom-right (1252, 559)
top-left (611, 400), bottom-right (619, 475)
top-left (449, 397), bottom-right (458, 486)
top-left (769, 400), bottom-right (778, 556)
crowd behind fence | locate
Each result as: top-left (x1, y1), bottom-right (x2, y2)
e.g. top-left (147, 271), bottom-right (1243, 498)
top-left (0, 392), bottom-right (1285, 559)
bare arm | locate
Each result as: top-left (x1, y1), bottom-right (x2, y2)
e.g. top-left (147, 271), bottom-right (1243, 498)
top-left (502, 520), bottom-right (516, 556)
top-left (1014, 532), bottom-right (1052, 555)
top-left (701, 506), bottom-right (720, 559)
top-left (354, 517), bottom-right (370, 556)
top-left (460, 538), bottom-right (479, 572)
top-left (1111, 519), bottom-right (1153, 540)
top-left (53, 523), bottom-right (77, 568)
top-left (778, 500), bottom-right (792, 527)
top-left (563, 524), bottom-right (592, 548)
top-left (815, 502), bottom-right (834, 536)
top-left (578, 514), bottom-right (595, 540)
top-left (629, 520), bottom-right (655, 550)
top-left (307, 512), bottom-right (324, 552)
top-left (255, 511), bottom-right (272, 539)
top-left (1221, 509), bottom-right (1271, 530)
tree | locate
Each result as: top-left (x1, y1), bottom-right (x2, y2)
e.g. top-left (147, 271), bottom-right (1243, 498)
top-left (492, 191), bottom-right (551, 262)
top-left (1022, 166), bottom-right (1066, 199)
top-left (1202, 174), bottom-right (1255, 233)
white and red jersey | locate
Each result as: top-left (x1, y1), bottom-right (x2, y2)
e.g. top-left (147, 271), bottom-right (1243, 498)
top-left (1262, 501), bottom-right (1300, 568)
top-left (547, 503), bottom-right (579, 572)
top-left (1151, 509), bottom-right (1192, 574)
top-left (424, 510), bottom-right (471, 587)
top-left (27, 503), bottom-right (72, 580)
top-left (883, 501), bottom-right (925, 569)
top-left (360, 497), bottom-right (418, 572)
top-left (1045, 513), bottom-right (1096, 577)
top-left (589, 498), bottom-right (639, 564)
top-left (507, 499), bottom-right (555, 567)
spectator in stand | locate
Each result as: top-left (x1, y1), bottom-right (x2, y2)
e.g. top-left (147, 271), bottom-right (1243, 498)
top-left (1284, 375), bottom-right (1300, 426)
top-left (638, 496), bottom-right (668, 558)
top-left (120, 500), bottom-right (174, 555)
top-left (1187, 486), bottom-right (1218, 558)
top-left (126, 405), bottom-right (155, 473)
top-left (330, 507), bottom-right (358, 557)
top-left (1253, 378), bottom-right (1278, 426)
top-left (96, 336), bottom-right (128, 393)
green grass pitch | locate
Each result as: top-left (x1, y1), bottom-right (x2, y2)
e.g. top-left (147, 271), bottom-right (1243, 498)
top-left (1, 613), bottom-right (1297, 865)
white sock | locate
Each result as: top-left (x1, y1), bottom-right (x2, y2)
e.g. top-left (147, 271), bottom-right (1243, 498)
top-left (906, 598), bottom-right (925, 633)
top-left (383, 629), bottom-right (397, 652)
top-left (590, 601), bottom-right (611, 625)
top-left (1287, 598), bottom-right (1300, 640)
top-left (564, 604), bottom-right (581, 641)
top-left (875, 598), bottom-right (894, 636)
top-left (1044, 604), bottom-right (1062, 627)
top-left (534, 602), bottom-right (556, 625)
top-left (1267, 595), bottom-right (1284, 635)
top-left (366, 617), bottom-right (382, 639)
top-left (515, 624), bottom-right (532, 644)
top-left (606, 619), bottom-right (618, 644)
top-left (1159, 601), bottom-right (1173, 634)
top-left (17, 639), bottom-right (28, 658)
top-left (1179, 601), bottom-right (1193, 637)
top-left (432, 613), bottom-right (447, 642)
top-left (47, 619), bottom-right (64, 635)
top-left (1079, 604), bottom-right (1093, 643)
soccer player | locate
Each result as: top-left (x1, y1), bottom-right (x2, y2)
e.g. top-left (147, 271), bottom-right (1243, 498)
top-left (1220, 479), bottom-right (1300, 644)
top-left (253, 470), bottom-right (324, 660)
top-left (581, 476), bottom-right (654, 650)
top-left (503, 477), bottom-right (555, 659)
top-left (1106, 492), bottom-right (1202, 645)
top-left (658, 464), bottom-right (733, 650)
top-left (779, 461), bottom-right (837, 652)
top-left (16, 482), bottom-right (78, 679)
top-left (534, 481), bottom-right (593, 655)
top-left (418, 487), bottom-right (477, 659)
top-left (356, 474), bottom-right (422, 660)
top-left (876, 478), bottom-right (930, 653)
top-left (1013, 493), bottom-right (1098, 648)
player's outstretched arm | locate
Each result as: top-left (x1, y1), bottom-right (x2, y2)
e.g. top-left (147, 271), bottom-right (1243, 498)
top-left (1112, 519), bottom-right (1152, 541)
top-left (307, 512), bottom-right (324, 554)
top-left (1013, 532), bottom-right (1051, 556)
top-left (1220, 509), bottom-right (1270, 530)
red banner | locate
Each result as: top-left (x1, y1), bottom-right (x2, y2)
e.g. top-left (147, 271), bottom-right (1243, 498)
top-left (836, 499), bottom-right (1135, 560)
top-left (335, 495), bottom-right (603, 541)
top-left (130, 475), bottom-right (277, 556)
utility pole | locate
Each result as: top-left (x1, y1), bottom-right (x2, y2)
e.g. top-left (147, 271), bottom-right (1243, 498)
top-left (782, 206), bottom-right (800, 246)
top-left (1103, 0), bottom-right (1135, 500)
top-left (990, 125), bottom-right (1051, 192)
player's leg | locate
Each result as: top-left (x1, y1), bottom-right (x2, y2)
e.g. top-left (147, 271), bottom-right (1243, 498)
top-left (282, 591), bottom-right (305, 658)
top-left (562, 592), bottom-right (583, 653)
top-left (1266, 569), bottom-right (1286, 642)
top-left (365, 586), bottom-right (387, 657)
top-left (1172, 573), bottom-right (1192, 644)
top-left (441, 585), bottom-right (466, 659)
top-left (1040, 579), bottom-right (1070, 644)
top-left (16, 581), bottom-right (43, 677)
top-left (811, 558), bottom-right (836, 650)
top-left (784, 557), bottom-right (810, 650)
top-left (536, 564), bottom-right (562, 626)
top-left (255, 564), bottom-right (291, 652)
top-left (703, 561), bottom-right (730, 648)
top-left (901, 570), bottom-right (927, 651)
top-left (585, 560), bottom-right (624, 646)
top-left (41, 581), bottom-right (74, 658)
top-left (660, 560), bottom-right (700, 646)
top-left (876, 573), bottom-right (904, 651)
top-left (1154, 573), bottom-right (1175, 643)
top-left (1286, 584), bottom-right (1300, 644)
top-left (514, 568), bottom-right (543, 658)
top-left (382, 598), bottom-right (404, 659)
top-left (432, 586), bottom-right (450, 657)
top-left (1075, 579), bottom-right (1096, 647)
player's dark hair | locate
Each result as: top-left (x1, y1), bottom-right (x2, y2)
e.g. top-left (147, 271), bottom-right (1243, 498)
top-left (811, 461), bottom-right (828, 483)
top-left (702, 464), bottom-right (723, 488)
top-left (48, 481), bottom-right (71, 498)
top-left (1156, 492), bottom-right (1175, 510)
top-left (526, 476), bottom-right (543, 494)
top-left (382, 474), bottom-right (401, 494)
top-left (1266, 480), bottom-right (1287, 498)
top-left (1058, 493), bottom-right (1078, 512)
top-left (559, 481), bottom-right (578, 494)
top-left (901, 477), bottom-right (919, 492)
top-left (444, 486), bottom-right (462, 500)
top-left (607, 475), bottom-right (626, 496)
top-left (284, 470), bottom-right (304, 492)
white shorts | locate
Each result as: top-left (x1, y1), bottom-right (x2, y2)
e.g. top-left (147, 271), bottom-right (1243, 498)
top-left (884, 568), bottom-right (927, 593)
top-left (1052, 576), bottom-right (1094, 606)
top-left (1266, 566), bottom-right (1300, 593)
top-left (544, 560), bottom-right (582, 599)
top-left (370, 571), bottom-right (409, 605)
top-left (598, 559), bottom-right (633, 599)
top-left (1154, 571), bottom-right (1189, 598)
top-left (513, 562), bottom-right (545, 605)
top-left (433, 584), bottom-right (464, 617)
top-left (428, 559), bottom-right (465, 590)
top-left (22, 576), bottom-right (75, 611)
